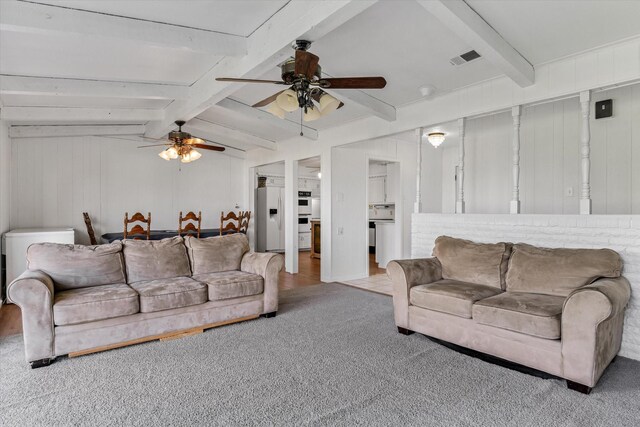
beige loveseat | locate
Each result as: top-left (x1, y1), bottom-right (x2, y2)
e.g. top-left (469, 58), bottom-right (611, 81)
top-left (387, 236), bottom-right (631, 394)
top-left (8, 234), bottom-right (283, 368)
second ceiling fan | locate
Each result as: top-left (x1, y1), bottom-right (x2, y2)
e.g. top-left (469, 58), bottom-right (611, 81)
top-left (216, 40), bottom-right (387, 126)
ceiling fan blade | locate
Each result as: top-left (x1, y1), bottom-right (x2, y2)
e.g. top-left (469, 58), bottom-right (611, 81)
top-left (317, 77), bottom-right (387, 89)
top-left (216, 77), bottom-right (286, 85)
top-left (183, 137), bottom-right (205, 145)
top-left (137, 143), bottom-right (171, 148)
top-left (295, 50), bottom-right (319, 80)
top-left (252, 90), bottom-right (285, 108)
top-left (192, 143), bottom-right (225, 152)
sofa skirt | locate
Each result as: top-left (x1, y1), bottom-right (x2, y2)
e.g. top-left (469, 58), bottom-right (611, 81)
top-left (54, 295), bottom-right (264, 356)
top-left (408, 306), bottom-right (564, 378)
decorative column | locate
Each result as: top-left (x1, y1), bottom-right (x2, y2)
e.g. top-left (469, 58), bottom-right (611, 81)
top-left (510, 106), bottom-right (522, 214)
top-left (580, 90), bottom-right (592, 214)
top-left (456, 118), bottom-right (465, 213)
top-left (414, 127), bottom-right (423, 213)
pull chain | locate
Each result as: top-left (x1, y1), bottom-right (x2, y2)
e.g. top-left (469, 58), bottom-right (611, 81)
top-left (300, 108), bottom-right (303, 137)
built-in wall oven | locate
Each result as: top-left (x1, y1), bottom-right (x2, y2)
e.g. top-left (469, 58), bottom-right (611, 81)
top-left (298, 215), bottom-right (311, 232)
top-left (298, 191), bottom-right (312, 215)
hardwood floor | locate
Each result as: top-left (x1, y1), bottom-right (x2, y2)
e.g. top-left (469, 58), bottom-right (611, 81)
top-left (279, 250), bottom-right (323, 290)
top-left (0, 252), bottom-right (381, 338)
top-left (0, 303), bottom-right (21, 338)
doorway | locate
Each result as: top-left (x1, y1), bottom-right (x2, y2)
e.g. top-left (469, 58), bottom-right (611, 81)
top-left (294, 156), bottom-right (322, 287)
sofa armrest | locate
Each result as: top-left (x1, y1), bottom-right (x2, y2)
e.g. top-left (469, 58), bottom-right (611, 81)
top-left (561, 276), bottom-right (631, 387)
top-left (386, 258), bottom-right (442, 329)
top-left (241, 252), bottom-right (284, 314)
top-left (7, 270), bottom-right (56, 363)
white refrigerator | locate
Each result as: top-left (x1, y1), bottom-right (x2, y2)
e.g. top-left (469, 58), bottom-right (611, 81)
top-left (256, 187), bottom-right (285, 252)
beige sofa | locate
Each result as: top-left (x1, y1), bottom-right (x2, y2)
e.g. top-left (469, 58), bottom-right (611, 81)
top-left (8, 234), bottom-right (283, 368)
top-left (387, 236), bottom-right (631, 394)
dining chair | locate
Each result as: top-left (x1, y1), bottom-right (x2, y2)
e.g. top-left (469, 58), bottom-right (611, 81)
top-left (82, 212), bottom-right (98, 245)
top-left (220, 211), bottom-right (241, 235)
top-left (124, 212), bottom-right (151, 240)
top-left (239, 210), bottom-right (251, 234)
top-left (179, 211), bottom-right (202, 238)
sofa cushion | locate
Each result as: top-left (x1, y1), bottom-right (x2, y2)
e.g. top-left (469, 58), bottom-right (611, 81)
top-left (193, 271), bottom-right (263, 301)
top-left (472, 292), bottom-right (565, 339)
top-left (129, 277), bottom-right (207, 313)
top-left (53, 283), bottom-right (139, 326)
top-left (27, 242), bottom-right (126, 291)
top-left (123, 236), bottom-right (191, 283)
top-left (185, 234), bottom-right (250, 275)
top-left (433, 236), bottom-right (511, 289)
top-left (505, 243), bottom-right (622, 296)
top-left (410, 279), bottom-right (503, 318)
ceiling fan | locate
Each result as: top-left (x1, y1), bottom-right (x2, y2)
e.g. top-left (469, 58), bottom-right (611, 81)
top-left (216, 40), bottom-right (387, 128)
top-left (137, 120), bottom-right (225, 163)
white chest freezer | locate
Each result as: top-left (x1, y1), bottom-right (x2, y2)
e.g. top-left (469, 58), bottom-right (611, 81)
top-left (2, 228), bottom-right (75, 289)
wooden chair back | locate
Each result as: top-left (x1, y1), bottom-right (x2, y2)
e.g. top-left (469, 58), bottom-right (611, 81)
top-left (179, 211), bottom-right (202, 238)
top-left (124, 212), bottom-right (151, 240)
top-left (239, 210), bottom-right (251, 234)
top-left (83, 212), bottom-right (98, 245)
top-left (220, 211), bottom-right (240, 235)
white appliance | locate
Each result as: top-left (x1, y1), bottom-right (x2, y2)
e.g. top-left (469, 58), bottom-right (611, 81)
top-left (256, 187), bottom-right (285, 252)
top-left (311, 198), bottom-right (321, 219)
top-left (298, 215), bottom-right (311, 250)
top-left (2, 228), bottom-right (75, 292)
top-left (298, 191), bottom-right (312, 215)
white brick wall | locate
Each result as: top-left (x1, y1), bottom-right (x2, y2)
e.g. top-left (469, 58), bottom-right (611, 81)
top-left (411, 213), bottom-right (640, 361)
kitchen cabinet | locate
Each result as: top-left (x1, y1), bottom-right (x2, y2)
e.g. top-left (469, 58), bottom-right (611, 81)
top-left (368, 176), bottom-right (386, 204)
top-left (299, 232), bottom-right (311, 250)
top-left (310, 220), bottom-right (321, 259)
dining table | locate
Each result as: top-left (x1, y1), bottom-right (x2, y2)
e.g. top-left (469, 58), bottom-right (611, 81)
top-left (101, 228), bottom-right (229, 243)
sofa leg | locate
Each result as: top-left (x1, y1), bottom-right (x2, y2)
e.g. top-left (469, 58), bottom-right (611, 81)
top-left (397, 327), bottom-right (414, 335)
top-left (30, 358), bottom-right (52, 369)
top-left (261, 311), bottom-right (277, 318)
top-left (567, 380), bottom-right (592, 394)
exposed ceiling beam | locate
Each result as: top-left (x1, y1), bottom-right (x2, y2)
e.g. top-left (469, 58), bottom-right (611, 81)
top-left (187, 118), bottom-right (277, 151)
top-left (417, 0), bottom-right (534, 87)
top-left (1, 107), bottom-right (163, 123)
top-left (0, 75), bottom-right (189, 100)
top-left (217, 98), bottom-right (319, 141)
top-left (0, 0), bottom-right (246, 56)
top-left (145, 0), bottom-right (379, 138)
top-left (9, 124), bottom-right (145, 138)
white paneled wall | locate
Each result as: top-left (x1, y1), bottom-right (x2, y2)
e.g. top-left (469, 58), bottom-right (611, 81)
top-left (435, 83), bottom-right (640, 214)
top-left (11, 136), bottom-right (245, 243)
top-left (412, 213), bottom-right (640, 361)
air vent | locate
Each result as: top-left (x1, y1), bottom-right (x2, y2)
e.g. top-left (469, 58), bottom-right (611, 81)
top-left (450, 50), bottom-right (481, 66)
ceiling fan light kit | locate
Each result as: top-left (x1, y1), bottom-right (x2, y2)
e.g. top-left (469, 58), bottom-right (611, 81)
top-left (303, 106), bottom-right (321, 122)
top-left (319, 93), bottom-right (340, 115)
top-left (427, 132), bottom-right (446, 148)
top-left (267, 102), bottom-right (286, 119)
top-left (276, 89), bottom-right (299, 112)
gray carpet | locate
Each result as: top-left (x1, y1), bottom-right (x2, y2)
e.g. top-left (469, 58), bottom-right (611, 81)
top-left (2, 283), bottom-right (639, 426)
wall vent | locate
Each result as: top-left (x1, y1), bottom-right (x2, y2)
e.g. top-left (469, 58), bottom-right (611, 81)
top-left (450, 50), bottom-right (481, 66)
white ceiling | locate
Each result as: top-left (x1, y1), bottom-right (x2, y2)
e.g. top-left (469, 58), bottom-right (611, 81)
top-left (2, 0), bottom-right (640, 151)
top-left (31, 0), bottom-right (289, 36)
top-left (466, 0), bottom-right (640, 65)
top-left (228, 0), bottom-right (501, 129)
